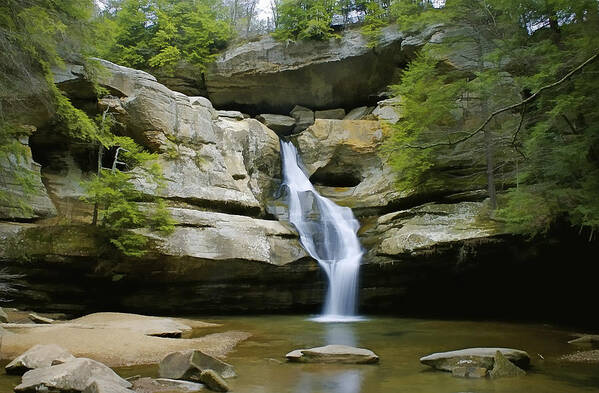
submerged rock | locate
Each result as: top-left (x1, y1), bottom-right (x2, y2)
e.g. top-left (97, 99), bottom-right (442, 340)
top-left (83, 378), bottom-right (135, 393)
top-left (568, 335), bottom-right (599, 345)
top-left (489, 350), bottom-right (526, 378)
top-left (15, 358), bottom-right (132, 392)
top-left (199, 369), bottom-right (230, 392)
top-left (6, 344), bottom-right (75, 375)
top-left (131, 377), bottom-right (204, 392)
top-left (159, 350), bottom-right (236, 381)
top-left (420, 348), bottom-right (530, 372)
top-left (286, 345), bottom-right (379, 364)
top-left (451, 366), bottom-right (488, 378)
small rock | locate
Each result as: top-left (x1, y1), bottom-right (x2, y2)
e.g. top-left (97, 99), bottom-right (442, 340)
top-left (315, 109), bottom-right (345, 119)
top-left (372, 105), bottom-right (400, 124)
top-left (83, 378), bottom-right (134, 393)
top-left (286, 344), bottom-right (379, 364)
top-left (159, 350), bottom-right (235, 381)
top-left (256, 114), bottom-right (296, 135)
top-left (199, 369), bottom-right (229, 392)
top-left (132, 377), bottom-right (204, 392)
top-left (28, 313), bottom-right (54, 324)
top-left (420, 347), bottom-right (530, 372)
top-left (568, 335), bottom-right (599, 345)
top-left (0, 306), bottom-right (8, 323)
top-left (217, 110), bottom-right (245, 120)
top-left (451, 366), bottom-right (488, 378)
top-left (344, 106), bottom-right (374, 120)
top-left (15, 358), bottom-right (132, 392)
top-left (489, 350), bottom-right (526, 378)
top-left (6, 344), bottom-right (76, 375)
top-left (290, 105), bottom-right (314, 133)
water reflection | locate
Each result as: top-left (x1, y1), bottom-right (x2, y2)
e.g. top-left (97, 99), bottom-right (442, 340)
top-left (294, 370), bottom-right (363, 393)
top-left (325, 322), bottom-right (358, 347)
top-left (291, 323), bottom-right (363, 393)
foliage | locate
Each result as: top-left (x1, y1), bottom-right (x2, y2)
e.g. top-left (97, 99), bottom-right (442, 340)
top-left (384, 0), bottom-right (599, 237)
top-left (97, 0), bottom-right (232, 74)
top-left (271, 0), bottom-right (338, 41)
top-left (82, 133), bottom-right (175, 257)
top-left (0, 0), bottom-right (101, 214)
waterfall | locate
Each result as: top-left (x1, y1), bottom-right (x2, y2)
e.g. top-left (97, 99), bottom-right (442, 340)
top-left (280, 140), bottom-right (364, 322)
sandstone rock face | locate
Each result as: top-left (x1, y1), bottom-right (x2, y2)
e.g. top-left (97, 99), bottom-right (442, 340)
top-left (286, 345), bottom-right (379, 364)
top-left (0, 132), bottom-right (56, 220)
top-left (292, 119), bottom-right (401, 214)
top-left (370, 202), bottom-right (498, 256)
top-left (201, 25), bottom-right (437, 113)
top-left (420, 348), bottom-right (530, 372)
top-left (15, 358), bottom-right (132, 392)
top-left (6, 344), bottom-right (75, 375)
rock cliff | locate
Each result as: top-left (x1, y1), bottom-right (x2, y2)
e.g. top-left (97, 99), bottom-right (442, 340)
top-left (0, 38), bottom-right (597, 321)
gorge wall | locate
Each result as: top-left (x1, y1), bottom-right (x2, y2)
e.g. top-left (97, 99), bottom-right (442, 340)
top-left (1, 27), bottom-right (597, 324)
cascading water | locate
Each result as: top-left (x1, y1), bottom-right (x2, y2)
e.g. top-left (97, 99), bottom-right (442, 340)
top-left (280, 140), bottom-right (364, 322)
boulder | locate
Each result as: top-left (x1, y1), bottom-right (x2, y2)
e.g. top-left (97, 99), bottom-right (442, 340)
top-left (568, 335), bottom-right (599, 345)
top-left (372, 97), bottom-right (401, 124)
top-left (451, 366), bottom-right (488, 378)
top-left (83, 379), bottom-right (134, 393)
top-left (6, 344), bottom-right (75, 375)
top-left (373, 202), bottom-right (499, 255)
top-left (131, 377), bottom-right (204, 392)
top-left (489, 350), bottom-right (526, 378)
top-left (14, 358), bottom-right (132, 392)
top-left (0, 307), bottom-right (8, 323)
top-left (315, 109), bottom-right (345, 119)
top-left (420, 348), bottom-right (530, 372)
top-left (28, 313), bottom-right (54, 324)
top-left (344, 106), bottom-right (374, 120)
top-left (159, 349), bottom-right (236, 381)
top-left (286, 345), bottom-right (379, 364)
top-left (256, 114), bottom-right (296, 136)
top-left (290, 105), bottom-right (314, 133)
top-left (189, 96), bottom-right (218, 120)
top-left (217, 110), bottom-right (245, 120)
top-left (199, 369), bottom-right (230, 392)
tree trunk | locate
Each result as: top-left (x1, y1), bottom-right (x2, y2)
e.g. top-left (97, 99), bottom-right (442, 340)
top-left (484, 127), bottom-right (497, 210)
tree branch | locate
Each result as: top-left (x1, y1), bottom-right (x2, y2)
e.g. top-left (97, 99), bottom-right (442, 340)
top-left (405, 51), bottom-right (599, 150)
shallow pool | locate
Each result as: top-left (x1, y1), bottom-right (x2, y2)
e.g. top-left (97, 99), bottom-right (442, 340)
top-left (3, 316), bottom-right (599, 393)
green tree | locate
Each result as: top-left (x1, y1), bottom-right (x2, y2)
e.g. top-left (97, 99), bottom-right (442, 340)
top-left (385, 0), bottom-right (599, 237)
top-left (82, 133), bottom-right (175, 257)
top-left (271, 0), bottom-right (338, 40)
top-left (98, 0), bottom-right (232, 74)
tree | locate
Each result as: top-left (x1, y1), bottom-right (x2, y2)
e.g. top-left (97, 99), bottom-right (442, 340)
top-left (385, 0), bottom-right (599, 237)
top-left (271, 0), bottom-right (338, 40)
top-left (97, 0), bottom-right (232, 74)
top-left (82, 132), bottom-right (175, 257)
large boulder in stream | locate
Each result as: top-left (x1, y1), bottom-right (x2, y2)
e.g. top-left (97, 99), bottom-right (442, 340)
top-left (159, 349), bottom-right (236, 380)
top-left (6, 344), bottom-right (75, 375)
top-left (14, 358), bottom-right (132, 392)
top-left (420, 348), bottom-right (530, 372)
top-left (286, 345), bottom-right (379, 364)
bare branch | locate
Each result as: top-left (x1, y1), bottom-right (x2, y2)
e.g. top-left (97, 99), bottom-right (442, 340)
top-left (405, 52), bottom-right (599, 150)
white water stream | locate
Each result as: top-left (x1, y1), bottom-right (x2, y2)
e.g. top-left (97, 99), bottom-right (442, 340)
top-left (280, 141), bottom-right (364, 322)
